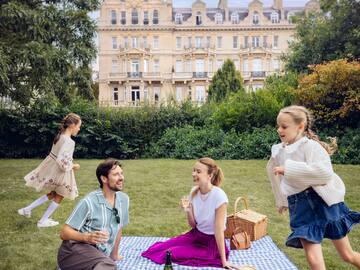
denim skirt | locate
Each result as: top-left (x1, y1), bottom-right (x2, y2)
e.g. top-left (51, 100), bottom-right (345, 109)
top-left (286, 187), bottom-right (360, 249)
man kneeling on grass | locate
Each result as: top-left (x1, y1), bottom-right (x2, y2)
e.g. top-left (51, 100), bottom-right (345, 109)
top-left (57, 158), bottom-right (129, 270)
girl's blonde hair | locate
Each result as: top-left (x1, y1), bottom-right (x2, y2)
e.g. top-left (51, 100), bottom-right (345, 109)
top-left (53, 113), bottom-right (81, 144)
top-left (191, 157), bottom-right (224, 198)
top-left (279, 105), bottom-right (337, 155)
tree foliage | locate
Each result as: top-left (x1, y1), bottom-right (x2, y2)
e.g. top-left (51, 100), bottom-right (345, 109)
top-left (284, 0), bottom-right (360, 73)
top-left (295, 59), bottom-right (360, 128)
top-left (207, 59), bottom-right (244, 103)
top-left (0, 0), bottom-right (100, 106)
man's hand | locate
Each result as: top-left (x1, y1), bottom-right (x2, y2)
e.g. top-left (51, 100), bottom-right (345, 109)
top-left (277, 206), bottom-right (288, 215)
top-left (84, 231), bottom-right (109, 245)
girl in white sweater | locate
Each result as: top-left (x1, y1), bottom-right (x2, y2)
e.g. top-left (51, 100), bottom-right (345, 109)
top-left (267, 105), bottom-right (360, 270)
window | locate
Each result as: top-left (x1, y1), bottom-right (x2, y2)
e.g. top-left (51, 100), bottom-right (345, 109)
top-left (217, 36), bottom-right (222, 48)
top-left (195, 36), bottom-right (202, 48)
top-left (153, 10), bottom-right (159, 24)
top-left (233, 59), bottom-right (239, 70)
top-left (143, 36), bottom-right (147, 48)
top-left (206, 36), bottom-right (211, 48)
top-left (208, 60), bottom-right (213, 72)
top-left (113, 87), bottom-right (119, 105)
top-left (185, 60), bottom-right (191, 72)
top-left (216, 59), bottom-right (223, 70)
top-left (131, 9), bottom-right (138, 24)
top-left (215, 13), bottom-right (223, 24)
top-left (144, 87), bottom-right (148, 101)
top-left (124, 37), bottom-right (128, 49)
top-left (188, 87), bottom-right (192, 100)
top-left (154, 86), bottom-right (160, 102)
top-left (132, 37), bottom-right (138, 48)
top-left (143, 11), bottom-right (149, 25)
top-left (112, 59), bottom-right (118, 72)
top-left (175, 60), bottom-right (182, 72)
top-left (196, 12), bottom-right (202, 25)
top-left (272, 58), bottom-right (280, 71)
top-left (195, 86), bottom-right (205, 103)
top-left (195, 59), bottom-right (204, 75)
top-left (188, 37), bottom-right (192, 48)
top-left (131, 59), bottom-right (139, 75)
top-left (288, 12), bottom-right (295, 24)
top-left (153, 59), bottom-right (160, 73)
top-left (273, 35), bottom-right (279, 48)
top-left (252, 12), bottom-right (259, 25)
top-left (112, 37), bottom-right (117, 49)
top-left (244, 36), bottom-right (249, 48)
top-left (176, 86), bottom-right (182, 102)
top-left (175, 13), bottom-right (183, 24)
top-left (131, 86), bottom-right (140, 104)
top-left (143, 59), bottom-right (148, 72)
top-left (263, 36), bottom-right (268, 47)
top-left (271, 11), bottom-right (279, 23)
top-left (153, 36), bottom-right (159, 49)
top-left (176, 37), bottom-right (182, 49)
top-left (252, 36), bottom-right (260, 48)
top-left (243, 58), bottom-right (248, 72)
top-left (253, 58), bottom-right (262, 72)
top-left (233, 36), bottom-right (238, 49)
top-left (231, 12), bottom-right (239, 24)
top-left (121, 11), bottom-right (126, 25)
top-left (111, 10), bottom-right (117, 25)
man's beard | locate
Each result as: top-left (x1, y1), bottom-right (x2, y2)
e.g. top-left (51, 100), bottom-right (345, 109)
top-left (109, 182), bottom-right (123, 192)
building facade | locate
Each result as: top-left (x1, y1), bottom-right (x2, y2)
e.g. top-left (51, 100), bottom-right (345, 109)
top-left (98, 0), bottom-right (320, 107)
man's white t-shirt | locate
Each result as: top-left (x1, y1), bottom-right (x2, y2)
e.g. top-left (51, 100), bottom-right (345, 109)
top-left (190, 186), bottom-right (228, 235)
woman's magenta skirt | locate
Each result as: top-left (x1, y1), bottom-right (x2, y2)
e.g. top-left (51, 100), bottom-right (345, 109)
top-left (141, 227), bottom-right (229, 267)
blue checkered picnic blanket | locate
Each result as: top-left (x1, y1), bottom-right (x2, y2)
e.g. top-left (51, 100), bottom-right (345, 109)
top-left (116, 236), bottom-right (298, 270)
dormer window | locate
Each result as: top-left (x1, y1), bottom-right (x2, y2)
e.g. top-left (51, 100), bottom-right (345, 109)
top-left (215, 13), bottom-right (223, 24)
top-left (196, 12), bottom-right (202, 25)
top-left (153, 10), bottom-right (159, 24)
top-left (271, 11), bottom-right (279, 23)
top-left (252, 11), bottom-right (259, 25)
top-left (231, 12), bottom-right (239, 24)
top-left (287, 11), bottom-right (295, 24)
top-left (131, 9), bottom-right (138, 25)
top-left (175, 13), bottom-right (183, 24)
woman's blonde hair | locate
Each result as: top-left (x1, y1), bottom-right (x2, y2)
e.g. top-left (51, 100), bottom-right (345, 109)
top-left (191, 157), bottom-right (224, 198)
top-left (279, 105), bottom-right (337, 155)
top-left (53, 113), bottom-right (81, 144)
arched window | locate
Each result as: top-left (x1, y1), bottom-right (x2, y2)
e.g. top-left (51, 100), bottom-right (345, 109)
top-left (271, 11), bottom-right (279, 23)
top-left (252, 11), bottom-right (259, 25)
top-left (287, 11), bottom-right (295, 24)
top-left (196, 12), bottom-right (202, 25)
top-left (175, 13), bottom-right (183, 24)
top-left (131, 9), bottom-right (138, 24)
top-left (215, 12), bottom-right (223, 24)
top-left (153, 10), bottom-right (159, 24)
top-left (231, 12), bottom-right (239, 24)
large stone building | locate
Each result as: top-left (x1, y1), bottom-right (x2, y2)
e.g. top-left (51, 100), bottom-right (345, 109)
top-left (98, 0), bottom-right (320, 107)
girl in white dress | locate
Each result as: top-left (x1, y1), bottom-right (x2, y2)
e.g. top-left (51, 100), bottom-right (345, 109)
top-left (18, 113), bottom-right (82, 228)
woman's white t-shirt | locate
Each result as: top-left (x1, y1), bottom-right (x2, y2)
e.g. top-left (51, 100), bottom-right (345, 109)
top-left (190, 186), bottom-right (228, 235)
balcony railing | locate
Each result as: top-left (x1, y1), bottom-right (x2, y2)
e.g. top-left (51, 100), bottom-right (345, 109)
top-left (251, 71), bottom-right (266, 77)
top-left (143, 72), bottom-right (161, 78)
top-left (172, 72), bottom-right (193, 79)
top-left (193, 72), bottom-right (207, 78)
top-left (127, 72), bottom-right (142, 78)
top-left (109, 72), bottom-right (127, 79)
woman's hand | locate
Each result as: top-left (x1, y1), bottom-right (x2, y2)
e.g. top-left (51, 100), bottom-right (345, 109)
top-left (72, 163), bottom-right (80, 171)
top-left (180, 196), bottom-right (191, 212)
top-left (223, 262), bottom-right (240, 269)
top-left (273, 166), bottom-right (284, 176)
top-left (277, 206), bottom-right (288, 214)
top-left (110, 253), bottom-right (123, 261)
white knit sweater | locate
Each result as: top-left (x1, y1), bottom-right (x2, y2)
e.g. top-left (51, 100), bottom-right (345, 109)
top-left (266, 136), bottom-right (345, 208)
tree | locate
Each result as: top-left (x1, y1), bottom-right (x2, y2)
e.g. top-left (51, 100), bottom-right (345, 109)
top-left (207, 59), bottom-right (244, 103)
top-left (0, 0), bottom-right (100, 106)
top-left (295, 59), bottom-right (360, 128)
top-left (284, 0), bottom-right (360, 73)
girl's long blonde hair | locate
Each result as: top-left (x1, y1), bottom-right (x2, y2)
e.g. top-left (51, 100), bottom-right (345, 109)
top-left (279, 105), bottom-right (337, 155)
top-left (53, 113), bottom-right (81, 144)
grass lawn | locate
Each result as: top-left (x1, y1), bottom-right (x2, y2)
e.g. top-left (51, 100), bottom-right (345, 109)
top-left (0, 159), bottom-right (359, 270)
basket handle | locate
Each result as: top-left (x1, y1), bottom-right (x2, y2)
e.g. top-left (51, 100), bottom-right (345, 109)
top-left (233, 197), bottom-right (249, 216)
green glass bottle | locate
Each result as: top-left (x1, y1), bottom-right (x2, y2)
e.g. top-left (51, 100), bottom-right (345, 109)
top-left (163, 250), bottom-right (173, 270)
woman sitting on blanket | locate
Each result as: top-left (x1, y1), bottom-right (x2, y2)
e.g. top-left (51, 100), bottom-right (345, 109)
top-left (142, 157), bottom-right (239, 269)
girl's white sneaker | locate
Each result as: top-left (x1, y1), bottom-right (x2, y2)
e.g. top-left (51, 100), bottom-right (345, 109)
top-left (37, 219), bottom-right (59, 228)
top-left (18, 208), bottom-right (31, 218)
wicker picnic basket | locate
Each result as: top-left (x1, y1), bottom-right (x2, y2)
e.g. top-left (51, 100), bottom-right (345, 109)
top-left (224, 197), bottom-right (268, 241)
